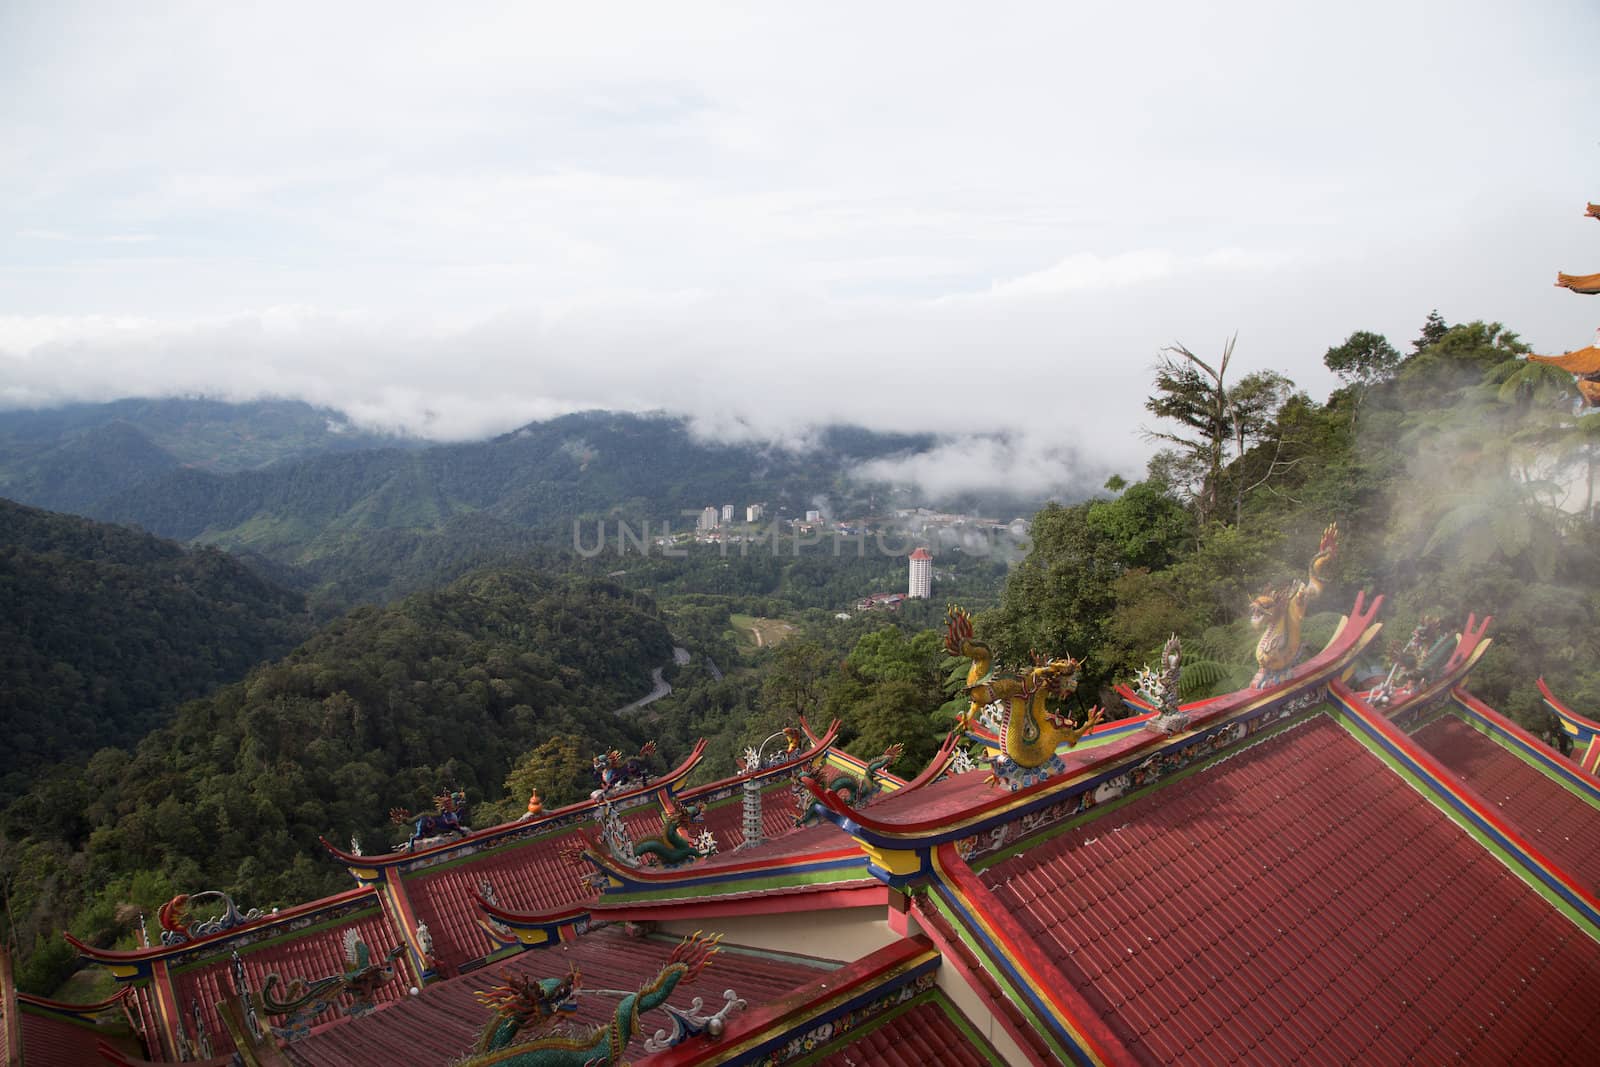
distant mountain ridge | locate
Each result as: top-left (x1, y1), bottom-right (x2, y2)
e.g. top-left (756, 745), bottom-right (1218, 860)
top-left (0, 400), bottom-right (1051, 603)
top-left (82, 409), bottom-right (941, 555)
top-left (0, 397), bottom-right (414, 513)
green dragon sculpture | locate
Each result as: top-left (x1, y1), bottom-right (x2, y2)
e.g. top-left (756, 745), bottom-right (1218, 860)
top-left (1249, 523), bottom-right (1339, 688)
top-left (794, 743), bottom-right (904, 827)
top-left (458, 933), bottom-right (721, 1066)
top-left (258, 930), bottom-right (406, 1035)
top-left (631, 795), bottom-right (713, 868)
top-left (946, 606), bottom-right (1104, 790)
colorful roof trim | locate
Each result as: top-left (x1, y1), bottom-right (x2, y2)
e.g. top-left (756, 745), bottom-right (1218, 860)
top-left (277, 926), bottom-right (833, 1067)
top-left (978, 708), bottom-right (1600, 1063)
top-left (1414, 704), bottom-right (1600, 890)
top-left (1540, 677), bottom-right (1600, 776)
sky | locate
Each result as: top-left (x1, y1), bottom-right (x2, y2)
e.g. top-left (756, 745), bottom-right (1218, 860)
top-left (1, 1), bottom-right (1597, 497)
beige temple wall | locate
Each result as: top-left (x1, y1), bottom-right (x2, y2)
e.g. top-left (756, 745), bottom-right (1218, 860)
top-left (654, 905), bottom-right (898, 963)
top-left (657, 905), bottom-right (1034, 1065)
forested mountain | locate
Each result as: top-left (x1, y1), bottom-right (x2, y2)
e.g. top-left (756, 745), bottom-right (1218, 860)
top-left (0, 397), bottom-right (412, 513)
top-left (0, 567), bottom-right (676, 991)
top-left (0, 499), bottom-right (313, 798)
top-left (87, 412), bottom-right (939, 548)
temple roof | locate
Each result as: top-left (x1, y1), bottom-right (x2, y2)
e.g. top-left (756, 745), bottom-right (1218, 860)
top-left (1555, 272), bottom-right (1600, 294)
top-left (976, 711), bottom-right (1600, 1063)
top-left (809, 993), bottom-right (998, 1066)
top-left (178, 904), bottom-right (410, 1056)
top-left (1413, 712), bottom-right (1600, 890)
top-left (1529, 344), bottom-right (1600, 374)
top-left (279, 925), bottom-right (834, 1066)
top-left (14, 992), bottom-right (144, 1067)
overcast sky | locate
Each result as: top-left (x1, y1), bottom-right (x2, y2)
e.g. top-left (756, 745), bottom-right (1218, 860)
top-left (1, 1), bottom-right (1596, 495)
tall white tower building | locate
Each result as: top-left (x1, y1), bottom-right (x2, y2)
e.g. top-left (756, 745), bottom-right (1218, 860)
top-left (908, 547), bottom-right (932, 599)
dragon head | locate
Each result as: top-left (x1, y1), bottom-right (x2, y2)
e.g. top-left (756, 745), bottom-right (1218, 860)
top-left (1022, 653), bottom-right (1082, 698)
top-left (1249, 585), bottom-right (1292, 629)
top-left (472, 966), bottom-right (581, 1040)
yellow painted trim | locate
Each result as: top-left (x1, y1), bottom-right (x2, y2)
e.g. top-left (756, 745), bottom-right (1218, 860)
top-left (860, 843), bottom-right (922, 877)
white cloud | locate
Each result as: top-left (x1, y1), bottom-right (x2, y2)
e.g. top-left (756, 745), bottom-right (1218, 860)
top-left (0, 1), bottom-right (1595, 497)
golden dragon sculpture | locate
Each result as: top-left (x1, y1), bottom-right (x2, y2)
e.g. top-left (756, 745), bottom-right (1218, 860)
top-left (1249, 523), bottom-right (1339, 688)
top-left (945, 607), bottom-right (1103, 791)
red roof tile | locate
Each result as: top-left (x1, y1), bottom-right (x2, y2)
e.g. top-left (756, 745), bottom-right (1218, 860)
top-left (811, 995), bottom-right (995, 1067)
top-left (170, 905), bottom-right (411, 1058)
top-left (407, 784), bottom-right (812, 971)
top-left (980, 713), bottom-right (1600, 1064)
top-left (280, 925), bottom-right (835, 1066)
top-left (1415, 714), bottom-right (1600, 890)
top-left (20, 1007), bottom-right (141, 1067)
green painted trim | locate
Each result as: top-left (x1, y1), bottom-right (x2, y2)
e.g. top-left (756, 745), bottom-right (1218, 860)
top-left (1327, 706), bottom-right (1600, 943)
top-left (928, 987), bottom-right (1008, 1067)
top-left (599, 864), bottom-right (869, 905)
top-left (397, 781), bottom-right (794, 882)
top-left (168, 906), bottom-right (384, 975)
top-left (787, 988), bottom-right (1004, 1067)
top-left (926, 889), bottom-right (1072, 1065)
top-left (396, 824), bottom-right (576, 880)
top-left (973, 712), bottom-right (1315, 872)
top-left (1450, 711), bottom-right (1600, 814)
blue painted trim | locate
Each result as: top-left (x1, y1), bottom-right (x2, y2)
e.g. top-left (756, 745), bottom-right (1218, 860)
top-left (1329, 688), bottom-right (1600, 933)
top-left (928, 880), bottom-right (1096, 1065)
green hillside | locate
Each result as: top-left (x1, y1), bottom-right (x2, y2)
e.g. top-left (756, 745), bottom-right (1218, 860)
top-left (0, 499), bottom-right (313, 797)
top-left (0, 566), bottom-right (677, 992)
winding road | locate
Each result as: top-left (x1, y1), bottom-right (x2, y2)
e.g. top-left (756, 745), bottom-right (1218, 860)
top-left (614, 646), bottom-right (691, 715)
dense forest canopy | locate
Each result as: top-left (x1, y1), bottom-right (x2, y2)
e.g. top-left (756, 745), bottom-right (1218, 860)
top-left (0, 499), bottom-right (312, 798)
top-left (0, 568), bottom-right (677, 992)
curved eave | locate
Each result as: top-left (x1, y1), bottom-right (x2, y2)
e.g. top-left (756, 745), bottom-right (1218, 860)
top-left (905, 729), bottom-right (963, 789)
top-left (814, 592), bottom-right (1383, 845)
top-left (319, 739), bottom-right (711, 866)
top-left (1540, 677), bottom-right (1600, 735)
top-left (477, 895), bottom-right (590, 929)
top-left (1379, 614), bottom-right (1494, 718)
top-left (681, 720), bottom-right (842, 799)
top-left (1529, 346), bottom-right (1600, 374)
top-left (16, 985), bottom-right (133, 1017)
top-left (1556, 271), bottom-right (1600, 294)
top-left (64, 886), bottom-right (378, 966)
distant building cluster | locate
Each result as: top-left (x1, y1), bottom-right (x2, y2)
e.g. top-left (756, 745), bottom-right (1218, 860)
top-left (697, 503), bottom-right (766, 532)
